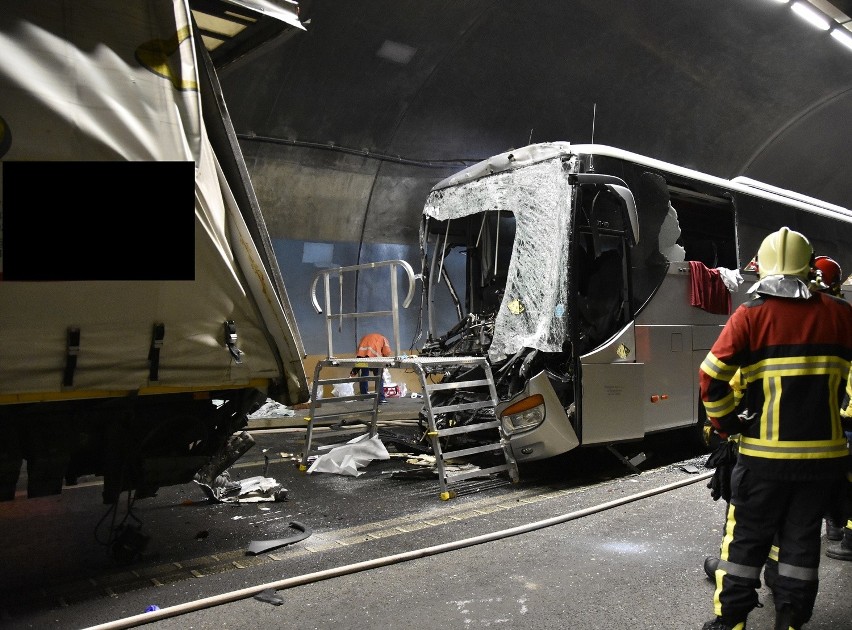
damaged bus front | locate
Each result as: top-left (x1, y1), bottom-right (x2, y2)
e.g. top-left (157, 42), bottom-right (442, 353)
top-left (416, 142), bottom-right (852, 465)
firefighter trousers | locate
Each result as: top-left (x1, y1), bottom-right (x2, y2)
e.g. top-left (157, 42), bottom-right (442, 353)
top-left (713, 462), bottom-right (842, 627)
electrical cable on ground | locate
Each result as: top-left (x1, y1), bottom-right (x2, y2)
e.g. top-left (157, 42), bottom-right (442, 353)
top-left (83, 469), bottom-right (714, 630)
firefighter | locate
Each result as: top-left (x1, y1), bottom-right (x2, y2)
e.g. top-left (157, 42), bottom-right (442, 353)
top-left (811, 255), bottom-right (845, 298)
top-left (761, 254), bottom-right (850, 587)
top-left (699, 227), bottom-right (852, 630)
top-left (826, 383), bottom-right (852, 560)
top-left (704, 255), bottom-right (847, 582)
top-left (821, 252), bottom-right (852, 560)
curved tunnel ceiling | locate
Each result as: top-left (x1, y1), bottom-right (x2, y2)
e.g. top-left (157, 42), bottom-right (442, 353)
top-left (218, 0), bottom-right (852, 250)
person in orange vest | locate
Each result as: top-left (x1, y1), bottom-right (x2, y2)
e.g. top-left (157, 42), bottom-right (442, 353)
top-left (354, 333), bottom-right (392, 403)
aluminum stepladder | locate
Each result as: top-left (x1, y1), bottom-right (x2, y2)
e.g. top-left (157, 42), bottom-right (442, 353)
top-left (299, 260), bottom-right (415, 471)
top-left (298, 356), bottom-right (391, 471)
top-left (299, 259), bottom-right (518, 499)
top-left (409, 355), bottom-right (518, 500)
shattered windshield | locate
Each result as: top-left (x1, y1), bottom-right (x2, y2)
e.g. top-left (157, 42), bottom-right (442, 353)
top-left (423, 158), bottom-right (573, 362)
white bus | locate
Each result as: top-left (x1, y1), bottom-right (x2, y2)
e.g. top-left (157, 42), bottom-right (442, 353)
top-left (414, 142), bottom-right (852, 466)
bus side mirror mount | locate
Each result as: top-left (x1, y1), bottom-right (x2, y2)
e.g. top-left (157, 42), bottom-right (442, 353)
top-left (606, 184), bottom-right (639, 247)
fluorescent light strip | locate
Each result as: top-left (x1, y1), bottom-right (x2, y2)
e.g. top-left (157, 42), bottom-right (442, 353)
top-left (830, 28), bottom-right (852, 50)
top-left (790, 2), bottom-right (832, 30)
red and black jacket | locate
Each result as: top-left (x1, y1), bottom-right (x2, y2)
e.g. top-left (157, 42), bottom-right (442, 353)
top-left (700, 291), bottom-right (852, 480)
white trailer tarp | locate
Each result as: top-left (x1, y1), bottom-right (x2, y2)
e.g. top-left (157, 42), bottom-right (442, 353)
top-left (0, 1), bottom-right (306, 403)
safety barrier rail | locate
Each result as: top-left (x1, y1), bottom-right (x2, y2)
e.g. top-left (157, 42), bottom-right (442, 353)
top-left (309, 259), bottom-right (416, 358)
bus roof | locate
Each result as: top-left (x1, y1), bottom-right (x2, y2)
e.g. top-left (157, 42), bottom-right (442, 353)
top-left (429, 142), bottom-right (852, 225)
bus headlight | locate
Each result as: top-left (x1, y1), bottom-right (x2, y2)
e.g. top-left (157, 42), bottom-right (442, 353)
top-left (500, 394), bottom-right (545, 435)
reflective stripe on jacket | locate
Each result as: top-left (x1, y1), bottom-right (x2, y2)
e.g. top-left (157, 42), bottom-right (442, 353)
top-left (700, 291), bottom-right (852, 479)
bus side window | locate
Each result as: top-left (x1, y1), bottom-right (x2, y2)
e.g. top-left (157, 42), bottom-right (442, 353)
top-left (673, 197), bottom-right (738, 270)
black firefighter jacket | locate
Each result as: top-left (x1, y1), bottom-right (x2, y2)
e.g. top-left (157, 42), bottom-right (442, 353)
top-left (700, 290), bottom-right (852, 481)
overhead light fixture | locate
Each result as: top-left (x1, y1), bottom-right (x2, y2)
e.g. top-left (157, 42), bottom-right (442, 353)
top-left (790, 2), bottom-right (831, 30)
top-left (830, 27), bottom-right (852, 50)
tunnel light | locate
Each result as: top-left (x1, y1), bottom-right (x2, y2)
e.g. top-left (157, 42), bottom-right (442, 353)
top-left (830, 27), bottom-right (852, 50)
top-left (790, 2), bottom-right (832, 30)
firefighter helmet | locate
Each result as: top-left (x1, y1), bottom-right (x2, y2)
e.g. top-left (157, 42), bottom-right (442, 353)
top-left (813, 255), bottom-right (842, 290)
top-left (757, 227), bottom-right (813, 279)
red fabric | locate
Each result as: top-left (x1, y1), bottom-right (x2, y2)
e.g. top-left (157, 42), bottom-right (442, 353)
top-left (689, 260), bottom-right (731, 315)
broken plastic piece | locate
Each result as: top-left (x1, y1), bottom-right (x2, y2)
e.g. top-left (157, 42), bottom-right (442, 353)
top-left (246, 520), bottom-right (311, 556)
top-left (254, 589), bottom-right (285, 606)
top-left (248, 399), bottom-right (295, 418)
top-left (194, 473), bottom-right (287, 503)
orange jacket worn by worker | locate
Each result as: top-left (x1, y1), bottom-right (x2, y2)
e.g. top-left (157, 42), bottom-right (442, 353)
top-left (356, 333), bottom-right (392, 358)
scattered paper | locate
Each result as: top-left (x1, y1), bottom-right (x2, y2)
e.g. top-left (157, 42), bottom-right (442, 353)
top-left (195, 472), bottom-right (288, 503)
top-left (248, 399), bottom-right (295, 418)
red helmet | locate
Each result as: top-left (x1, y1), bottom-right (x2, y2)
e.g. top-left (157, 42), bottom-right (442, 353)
top-left (813, 255), bottom-right (843, 293)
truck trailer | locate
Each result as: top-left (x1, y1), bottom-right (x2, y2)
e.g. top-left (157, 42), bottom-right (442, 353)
top-left (0, 1), bottom-right (309, 504)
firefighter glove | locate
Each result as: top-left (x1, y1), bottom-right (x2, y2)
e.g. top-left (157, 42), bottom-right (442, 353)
top-left (705, 439), bottom-right (738, 502)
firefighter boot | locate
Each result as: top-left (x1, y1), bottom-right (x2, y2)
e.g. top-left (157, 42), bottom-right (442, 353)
top-left (774, 603), bottom-right (802, 630)
top-left (702, 618), bottom-right (746, 630)
top-left (824, 516), bottom-right (843, 541)
top-left (703, 556), bottom-right (719, 580)
top-left (825, 525), bottom-right (852, 560)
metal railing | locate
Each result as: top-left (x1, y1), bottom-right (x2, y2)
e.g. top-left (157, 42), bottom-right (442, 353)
top-left (309, 259), bottom-right (416, 358)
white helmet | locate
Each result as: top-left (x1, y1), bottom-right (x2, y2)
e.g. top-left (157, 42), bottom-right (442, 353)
top-left (757, 227), bottom-right (813, 280)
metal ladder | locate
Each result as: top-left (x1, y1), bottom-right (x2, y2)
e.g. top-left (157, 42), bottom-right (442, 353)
top-left (300, 260), bottom-right (415, 471)
top-left (301, 259), bottom-right (518, 499)
top-left (298, 356), bottom-right (390, 471)
top-left (412, 356), bottom-right (519, 500)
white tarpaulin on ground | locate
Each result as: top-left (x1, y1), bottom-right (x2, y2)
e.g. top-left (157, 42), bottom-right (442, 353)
top-left (306, 433), bottom-right (390, 477)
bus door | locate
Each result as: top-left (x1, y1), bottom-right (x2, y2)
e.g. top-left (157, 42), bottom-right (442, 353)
top-left (569, 174), bottom-right (644, 445)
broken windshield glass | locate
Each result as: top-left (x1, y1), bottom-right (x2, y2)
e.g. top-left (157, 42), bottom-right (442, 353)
top-left (423, 157), bottom-right (573, 362)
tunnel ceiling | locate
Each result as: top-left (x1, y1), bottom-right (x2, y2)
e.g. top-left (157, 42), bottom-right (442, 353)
top-left (210, 0), bottom-right (852, 247)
